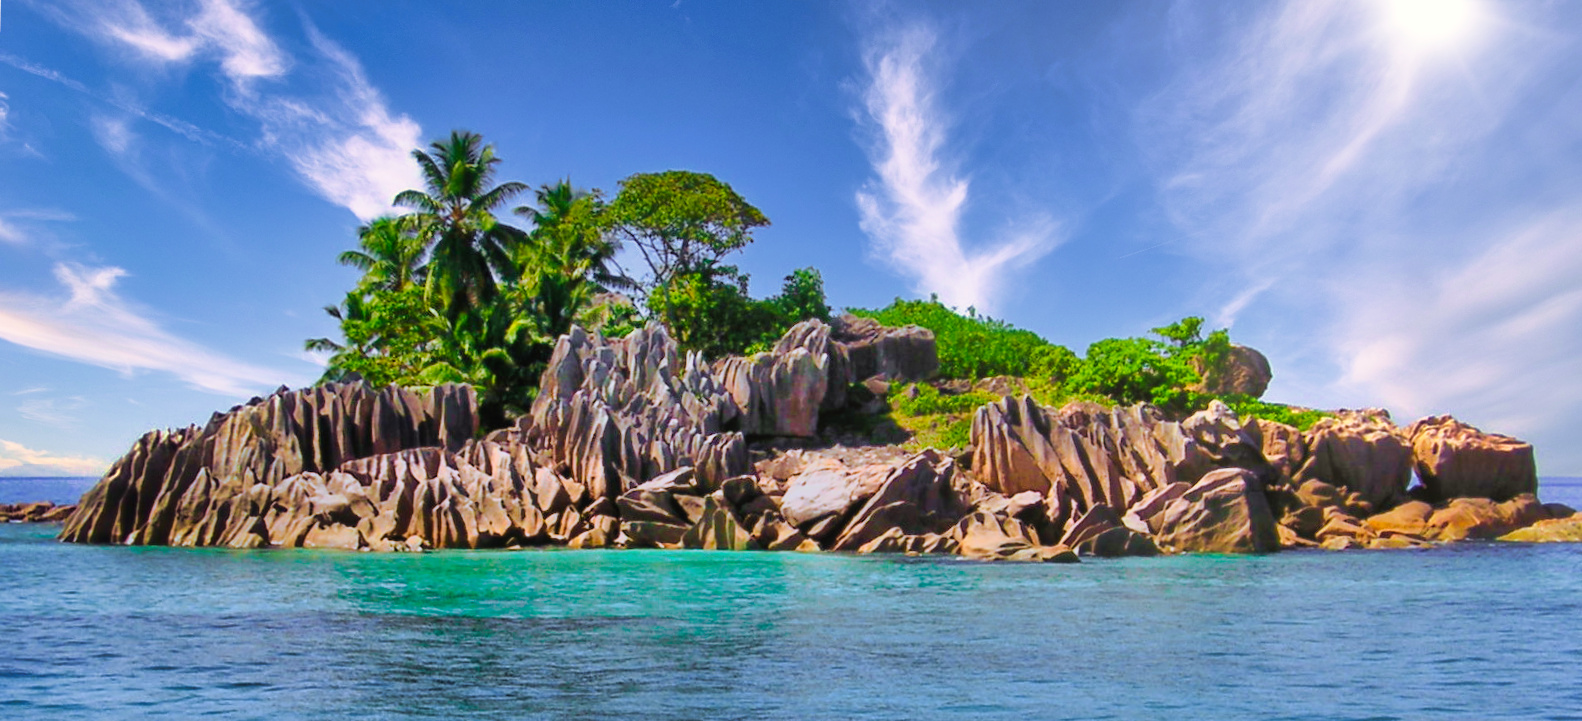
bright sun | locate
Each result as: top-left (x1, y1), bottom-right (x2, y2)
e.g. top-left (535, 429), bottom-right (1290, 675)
top-left (1383, 0), bottom-right (1482, 52)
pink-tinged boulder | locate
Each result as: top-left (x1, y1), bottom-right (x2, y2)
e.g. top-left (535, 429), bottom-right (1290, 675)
top-left (969, 396), bottom-right (1216, 517)
top-left (1151, 468), bottom-right (1280, 554)
top-left (1424, 494), bottom-right (1548, 541)
top-left (1364, 500), bottom-right (1433, 537)
top-left (951, 510), bottom-right (1077, 562)
top-left (1294, 410), bottom-right (1411, 509)
top-left (1247, 419), bottom-right (1308, 482)
top-left (1191, 344), bottom-right (1273, 399)
top-left (778, 461), bottom-right (890, 541)
top-left (1407, 415), bottom-right (1537, 502)
top-left (830, 451), bottom-right (973, 552)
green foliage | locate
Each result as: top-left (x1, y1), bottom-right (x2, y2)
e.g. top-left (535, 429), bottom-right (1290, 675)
top-left (847, 298), bottom-right (1077, 381)
top-left (1064, 336), bottom-right (1204, 413)
top-left (766, 267), bottom-right (830, 325)
top-left (606, 170), bottom-right (769, 292)
top-left (891, 383), bottom-right (998, 417)
top-left (883, 384), bottom-right (998, 452)
top-left (306, 286), bottom-right (441, 388)
top-left (394, 130), bottom-right (528, 320)
top-left (1225, 397), bottom-right (1332, 431)
top-left (652, 265), bottom-right (832, 358)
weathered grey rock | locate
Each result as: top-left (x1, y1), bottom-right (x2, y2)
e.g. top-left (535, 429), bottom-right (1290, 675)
top-left (830, 314), bottom-right (939, 383)
top-left (1408, 415), bottom-right (1537, 502)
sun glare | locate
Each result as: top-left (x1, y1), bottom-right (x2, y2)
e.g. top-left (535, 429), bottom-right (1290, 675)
top-left (1383, 0), bottom-right (1482, 52)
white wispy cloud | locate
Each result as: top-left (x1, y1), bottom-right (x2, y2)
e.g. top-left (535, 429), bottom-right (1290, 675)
top-left (0, 438), bottom-right (106, 477)
top-left (17, 395), bottom-right (89, 428)
top-left (853, 22), bottom-right (1060, 313)
top-left (254, 25), bottom-right (424, 221)
top-left (0, 208), bottom-right (75, 248)
top-left (0, 262), bottom-right (285, 396)
top-left (25, 0), bottom-right (421, 221)
top-left (1137, 0), bottom-right (1582, 469)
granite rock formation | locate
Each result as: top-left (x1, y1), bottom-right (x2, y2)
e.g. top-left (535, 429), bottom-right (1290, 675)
top-left (58, 319), bottom-right (1561, 559)
top-left (1407, 415), bottom-right (1537, 502)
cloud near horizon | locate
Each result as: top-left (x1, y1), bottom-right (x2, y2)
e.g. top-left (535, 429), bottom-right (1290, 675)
top-left (26, 0), bottom-right (422, 221)
top-left (853, 22), bottom-right (1060, 313)
top-left (0, 438), bottom-right (106, 477)
top-left (0, 262), bottom-right (286, 397)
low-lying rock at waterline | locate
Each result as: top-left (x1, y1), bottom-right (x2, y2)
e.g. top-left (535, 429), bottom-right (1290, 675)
top-left (59, 321), bottom-right (1572, 560)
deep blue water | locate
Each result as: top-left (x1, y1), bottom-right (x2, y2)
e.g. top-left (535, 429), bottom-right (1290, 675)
top-left (0, 477), bottom-right (97, 505)
top-left (3, 519), bottom-right (1582, 720)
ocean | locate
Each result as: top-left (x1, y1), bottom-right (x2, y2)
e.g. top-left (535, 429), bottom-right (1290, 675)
top-left (3, 478), bottom-right (1581, 719)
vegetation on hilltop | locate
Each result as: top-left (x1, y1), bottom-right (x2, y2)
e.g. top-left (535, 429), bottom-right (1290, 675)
top-left (308, 130), bottom-right (830, 428)
top-left (308, 130), bottom-right (1326, 437)
top-left (849, 298), bottom-right (1330, 450)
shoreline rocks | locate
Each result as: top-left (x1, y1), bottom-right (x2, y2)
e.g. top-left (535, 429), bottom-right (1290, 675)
top-left (2, 502), bottom-right (77, 523)
top-left (56, 321), bottom-right (1570, 560)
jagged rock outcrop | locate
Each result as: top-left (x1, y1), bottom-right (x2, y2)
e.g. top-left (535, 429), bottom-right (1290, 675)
top-left (969, 396), bottom-right (1218, 523)
top-left (61, 382), bottom-right (477, 546)
top-left (56, 318), bottom-right (1561, 558)
top-left (1293, 410), bottom-right (1411, 510)
top-left (1407, 416), bottom-right (1537, 502)
top-left (527, 323), bottom-right (749, 494)
top-left (830, 313), bottom-right (938, 382)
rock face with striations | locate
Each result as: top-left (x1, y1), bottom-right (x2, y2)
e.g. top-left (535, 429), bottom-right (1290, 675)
top-left (56, 318), bottom-right (1559, 558)
top-left (60, 382), bottom-right (477, 546)
top-left (525, 323), bottom-right (749, 497)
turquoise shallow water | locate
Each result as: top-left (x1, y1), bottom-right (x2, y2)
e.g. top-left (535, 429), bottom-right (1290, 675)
top-left (3, 521), bottom-right (1582, 720)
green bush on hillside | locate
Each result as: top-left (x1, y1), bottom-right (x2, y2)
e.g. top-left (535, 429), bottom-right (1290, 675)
top-left (847, 298), bottom-right (1079, 380)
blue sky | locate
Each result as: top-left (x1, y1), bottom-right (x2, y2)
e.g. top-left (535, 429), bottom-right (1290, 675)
top-left (2, 0), bottom-right (1580, 476)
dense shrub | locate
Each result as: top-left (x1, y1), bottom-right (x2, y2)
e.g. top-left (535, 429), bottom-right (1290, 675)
top-left (847, 298), bottom-right (1078, 380)
top-left (1224, 397), bottom-right (1331, 431)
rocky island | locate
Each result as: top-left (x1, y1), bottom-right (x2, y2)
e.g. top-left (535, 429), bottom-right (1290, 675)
top-left (57, 315), bottom-right (1578, 560)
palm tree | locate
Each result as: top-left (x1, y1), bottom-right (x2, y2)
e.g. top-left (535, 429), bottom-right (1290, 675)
top-left (394, 130), bottom-right (527, 318)
top-left (514, 179), bottom-right (635, 338)
top-left (337, 216), bottom-right (428, 293)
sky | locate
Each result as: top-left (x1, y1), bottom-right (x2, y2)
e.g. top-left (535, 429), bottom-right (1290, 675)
top-left (1, 0), bottom-right (1580, 477)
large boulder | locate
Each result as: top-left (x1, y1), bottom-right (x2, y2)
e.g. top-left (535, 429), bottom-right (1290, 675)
top-left (1500, 512), bottom-right (1582, 543)
top-left (1191, 344), bottom-right (1272, 398)
top-left (830, 313), bottom-right (938, 382)
top-left (779, 460), bottom-right (892, 542)
top-left (1294, 410), bottom-right (1411, 510)
top-left (829, 450), bottom-right (974, 551)
top-left (1407, 416), bottom-right (1537, 502)
top-left (1149, 468), bottom-right (1280, 554)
